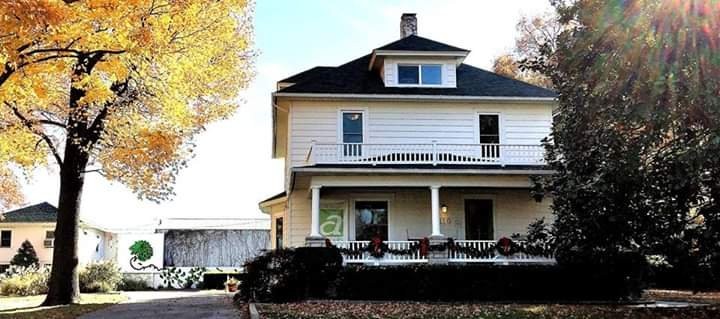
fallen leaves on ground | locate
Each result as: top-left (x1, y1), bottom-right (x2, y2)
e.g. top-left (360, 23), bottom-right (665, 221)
top-left (257, 301), bottom-right (720, 319)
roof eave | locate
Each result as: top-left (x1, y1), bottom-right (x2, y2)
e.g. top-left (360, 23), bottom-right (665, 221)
top-left (273, 92), bottom-right (556, 103)
top-left (368, 50), bottom-right (471, 70)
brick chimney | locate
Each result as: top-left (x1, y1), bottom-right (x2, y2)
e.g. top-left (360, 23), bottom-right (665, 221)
top-left (400, 13), bottom-right (417, 38)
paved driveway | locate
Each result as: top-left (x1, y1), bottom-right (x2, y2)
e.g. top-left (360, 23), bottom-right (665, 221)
top-left (80, 290), bottom-right (239, 319)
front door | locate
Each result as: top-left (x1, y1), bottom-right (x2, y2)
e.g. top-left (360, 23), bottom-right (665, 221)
top-left (464, 199), bottom-right (494, 240)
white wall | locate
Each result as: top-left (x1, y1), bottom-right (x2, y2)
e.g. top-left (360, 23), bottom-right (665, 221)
top-left (288, 100), bottom-right (553, 167)
top-left (115, 232), bottom-right (164, 272)
top-left (78, 227), bottom-right (111, 264)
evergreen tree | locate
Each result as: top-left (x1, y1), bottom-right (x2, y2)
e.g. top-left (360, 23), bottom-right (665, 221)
top-left (10, 240), bottom-right (39, 267)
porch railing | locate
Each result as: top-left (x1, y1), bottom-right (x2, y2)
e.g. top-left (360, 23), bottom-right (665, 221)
top-left (333, 240), bottom-right (428, 265)
top-left (332, 240), bottom-right (555, 265)
top-left (448, 240), bottom-right (555, 263)
top-left (308, 142), bottom-right (545, 166)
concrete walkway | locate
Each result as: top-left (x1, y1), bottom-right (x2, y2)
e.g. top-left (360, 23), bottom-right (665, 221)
top-left (80, 290), bottom-right (239, 319)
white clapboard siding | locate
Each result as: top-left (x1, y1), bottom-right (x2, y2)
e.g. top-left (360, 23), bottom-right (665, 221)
top-left (288, 101), bottom-right (553, 167)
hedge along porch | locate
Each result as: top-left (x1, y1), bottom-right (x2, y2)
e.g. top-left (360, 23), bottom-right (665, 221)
top-left (280, 173), bottom-right (554, 264)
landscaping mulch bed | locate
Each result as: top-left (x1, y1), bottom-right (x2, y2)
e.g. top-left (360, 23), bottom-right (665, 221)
top-left (256, 301), bottom-right (720, 319)
top-left (645, 289), bottom-right (720, 304)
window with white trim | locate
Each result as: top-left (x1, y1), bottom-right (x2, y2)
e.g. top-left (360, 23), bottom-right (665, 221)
top-left (397, 64), bottom-right (442, 85)
top-left (341, 111), bottom-right (364, 156)
top-left (479, 114), bottom-right (500, 144)
top-left (355, 201), bottom-right (388, 241)
top-left (44, 230), bottom-right (55, 248)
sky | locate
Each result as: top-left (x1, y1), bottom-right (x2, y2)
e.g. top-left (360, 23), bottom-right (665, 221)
top-left (19, 0), bottom-right (553, 230)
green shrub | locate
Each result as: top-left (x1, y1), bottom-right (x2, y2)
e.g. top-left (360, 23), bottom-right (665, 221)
top-left (238, 247), bottom-right (343, 302)
top-left (118, 276), bottom-right (152, 291)
top-left (0, 266), bottom-right (49, 296)
top-left (79, 261), bottom-right (123, 293)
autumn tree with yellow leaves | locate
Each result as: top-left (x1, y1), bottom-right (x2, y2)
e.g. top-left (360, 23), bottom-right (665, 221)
top-left (0, 0), bottom-right (254, 305)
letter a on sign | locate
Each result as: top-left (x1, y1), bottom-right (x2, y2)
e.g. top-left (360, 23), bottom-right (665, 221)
top-left (320, 208), bottom-right (344, 236)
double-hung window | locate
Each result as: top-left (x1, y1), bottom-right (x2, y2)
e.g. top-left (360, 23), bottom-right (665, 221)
top-left (398, 64), bottom-right (442, 85)
top-left (341, 111), bottom-right (363, 156)
top-left (0, 230), bottom-right (10, 248)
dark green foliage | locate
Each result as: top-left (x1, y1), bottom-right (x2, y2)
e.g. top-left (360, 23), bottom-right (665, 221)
top-left (336, 254), bottom-right (645, 302)
top-left (524, 0), bottom-right (720, 287)
top-left (129, 240), bottom-right (153, 262)
top-left (10, 240), bottom-right (39, 267)
top-left (238, 247), bottom-right (343, 302)
top-left (239, 248), bottom-right (643, 302)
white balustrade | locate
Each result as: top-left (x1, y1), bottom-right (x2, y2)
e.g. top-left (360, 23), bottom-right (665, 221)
top-left (309, 143), bottom-right (545, 166)
top-left (332, 240), bottom-right (555, 265)
top-left (332, 240), bottom-right (428, 265)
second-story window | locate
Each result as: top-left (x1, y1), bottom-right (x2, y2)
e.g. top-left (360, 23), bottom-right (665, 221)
top-left (398, 64), bottom-right (442, 85)
top-left (342, 112), bottom-right (363, 156)
top-left (479, 114), bottom-right (500, 144)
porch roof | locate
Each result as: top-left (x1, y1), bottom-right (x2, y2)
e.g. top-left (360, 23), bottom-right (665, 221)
top-left (292, 164), bottom-right (554, 176)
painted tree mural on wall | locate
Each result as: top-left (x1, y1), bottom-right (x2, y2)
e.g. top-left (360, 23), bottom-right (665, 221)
top-left (0, 0), bottom-right (255, 305)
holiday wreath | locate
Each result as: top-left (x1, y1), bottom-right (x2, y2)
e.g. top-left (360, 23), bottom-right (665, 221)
top-left (325, 237), bottom-right (548, 259)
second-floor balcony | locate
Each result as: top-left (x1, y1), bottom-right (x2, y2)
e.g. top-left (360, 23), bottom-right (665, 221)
top-left (307, 142), bottom-right (546, 166)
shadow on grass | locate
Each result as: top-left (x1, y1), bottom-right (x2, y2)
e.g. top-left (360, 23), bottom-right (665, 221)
top-left (0, 303), bottom-right (117, 319)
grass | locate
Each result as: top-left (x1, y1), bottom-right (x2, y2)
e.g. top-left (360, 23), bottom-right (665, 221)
top-left (255, 301), bottom-right (720, 319)
top-left (0, 293), bottom-right (126, 319)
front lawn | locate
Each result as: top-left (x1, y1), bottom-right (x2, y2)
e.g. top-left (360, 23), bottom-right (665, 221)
top-left (256, 302), bottom-right (720, 319)
top-left (0, 293), bottom-right (126, 319)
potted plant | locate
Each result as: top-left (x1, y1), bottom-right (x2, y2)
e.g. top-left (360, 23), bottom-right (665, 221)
top-left (225, 276), bottom-right (239, 292)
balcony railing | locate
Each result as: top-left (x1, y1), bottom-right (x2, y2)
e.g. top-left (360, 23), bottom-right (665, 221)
top-left (332, 240), bottom-right (555, 265)
top-left (308, 143), bottom-right (545, 166)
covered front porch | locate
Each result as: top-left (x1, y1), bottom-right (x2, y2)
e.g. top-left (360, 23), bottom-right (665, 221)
top-left (296, 173), bottom-right (555, 265)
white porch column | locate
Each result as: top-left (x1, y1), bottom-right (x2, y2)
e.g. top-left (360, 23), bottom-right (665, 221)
top-left (309, 185), bottom-right (322, 238)
top-left (430, 185), bottom-right (443, 237)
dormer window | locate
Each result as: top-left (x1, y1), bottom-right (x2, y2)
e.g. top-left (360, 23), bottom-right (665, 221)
top-left (398, 64), bottom-right (442, 85)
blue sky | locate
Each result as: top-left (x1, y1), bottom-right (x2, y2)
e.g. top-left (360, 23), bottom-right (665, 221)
top-left (20, 1), bottom-right (552, 229)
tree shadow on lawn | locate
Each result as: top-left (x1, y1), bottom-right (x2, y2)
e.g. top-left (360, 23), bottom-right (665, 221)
top-left (0, 293), bottom-right (126, 319)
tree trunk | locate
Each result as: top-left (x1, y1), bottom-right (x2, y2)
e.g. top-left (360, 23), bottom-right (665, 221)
top-left (42, 137), bottom-right (89, 306)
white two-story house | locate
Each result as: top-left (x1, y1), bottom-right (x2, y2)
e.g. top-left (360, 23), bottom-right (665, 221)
top-left (260, 14), bottom-right (556, 265)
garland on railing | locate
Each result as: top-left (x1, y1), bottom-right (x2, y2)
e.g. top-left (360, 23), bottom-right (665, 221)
top-left (325, 237), bottom-right (552, 259)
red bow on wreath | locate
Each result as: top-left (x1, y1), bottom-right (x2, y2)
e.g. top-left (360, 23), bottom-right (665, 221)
top-left (419, 237), bottom-right (430, 257)
top-left (370, 236), bottom-right (384, 257)
top-left (497, 237), bottom-right (513, 256)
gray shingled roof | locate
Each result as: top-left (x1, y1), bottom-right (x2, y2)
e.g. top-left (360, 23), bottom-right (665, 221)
top-left (375, 35), bottom-right (469, 52)
top-left (277, 54), bottom-right (556, 98)
top-left (1, 202), bottom-right (57, 223)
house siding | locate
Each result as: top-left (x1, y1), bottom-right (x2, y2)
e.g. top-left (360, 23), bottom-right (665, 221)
top-left (288, 100), bottom-right (553, 167)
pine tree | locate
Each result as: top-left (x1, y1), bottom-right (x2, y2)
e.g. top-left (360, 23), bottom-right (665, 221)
top-left (10, 240), bottom-right (39, 267)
